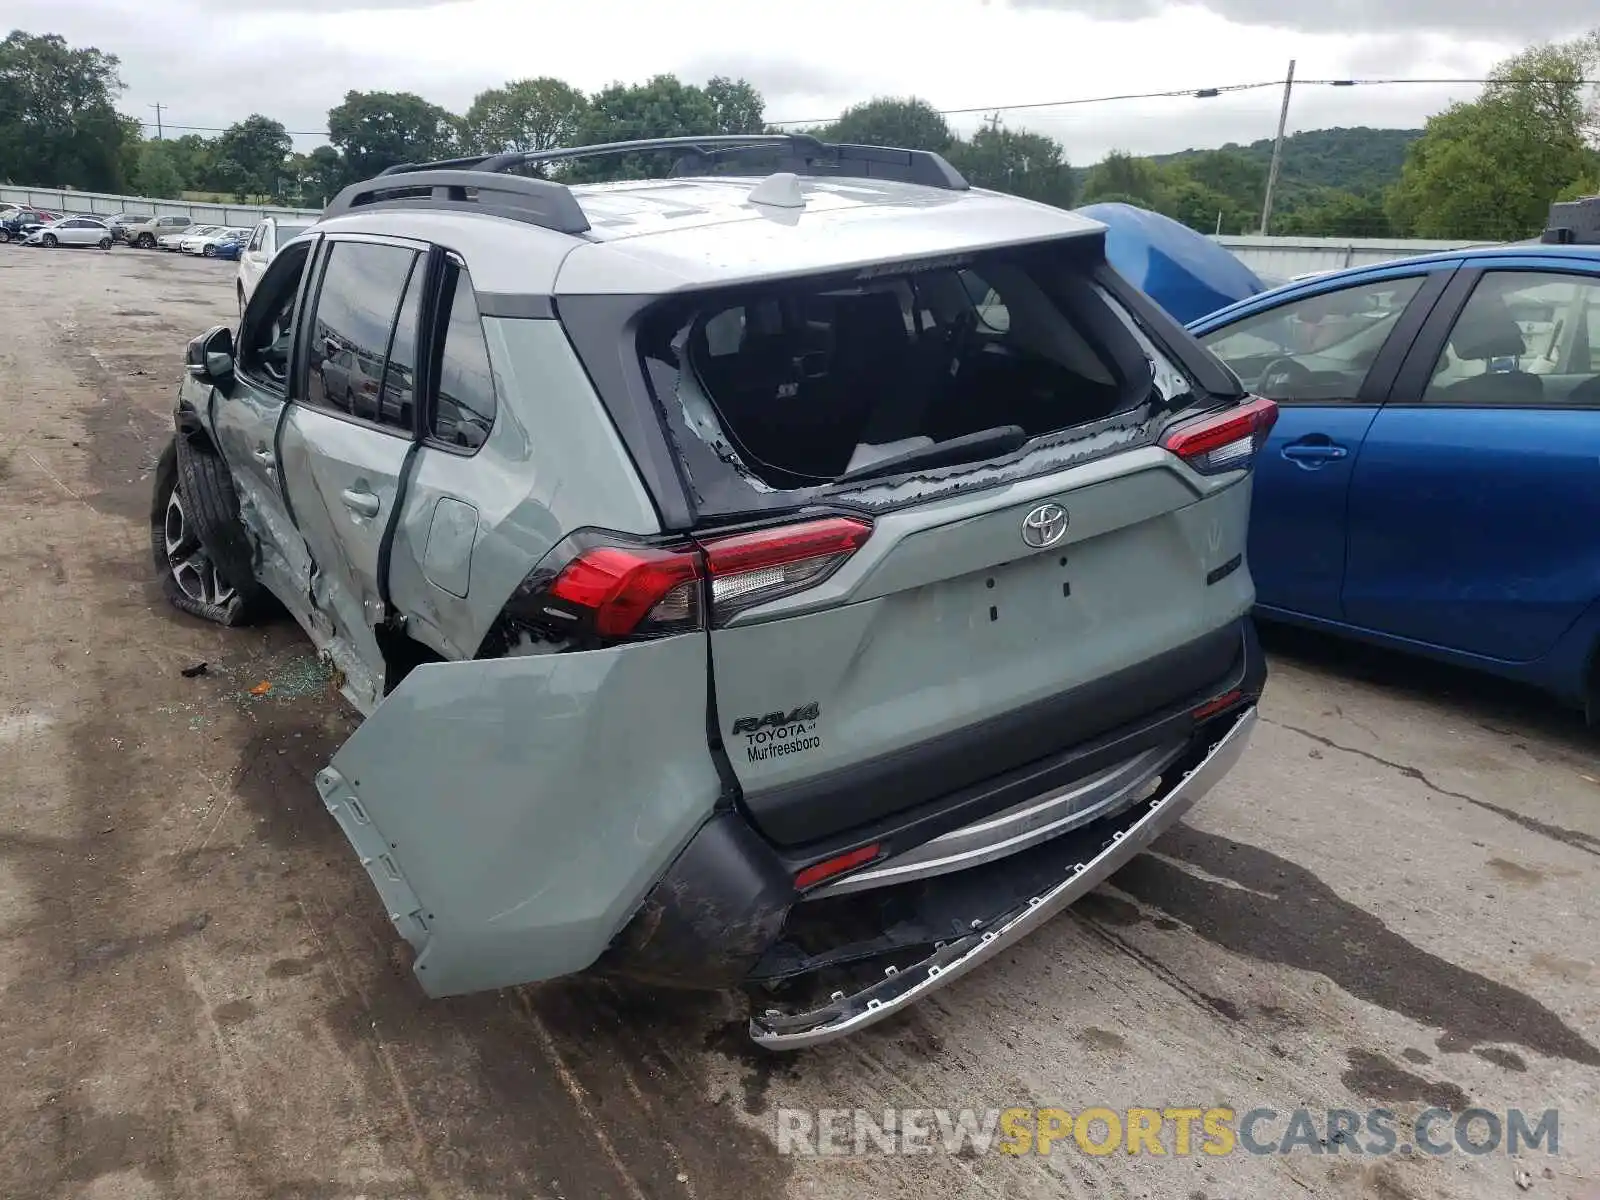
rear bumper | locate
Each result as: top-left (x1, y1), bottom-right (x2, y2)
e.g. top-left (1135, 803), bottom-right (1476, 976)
top-left (595, 621), bottom-right (1264, 1042)
top-left (748, 704), bottom-right (1257, 1048)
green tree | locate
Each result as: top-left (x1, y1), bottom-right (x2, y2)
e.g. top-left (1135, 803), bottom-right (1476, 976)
top-left (0, 31), bottom-right (132, 190)
top-left (211, 114), bottom-right (292, 200)
top-left (1277, 188), bottom-right (1393, 237)
top-left (947, 123), bottom-right (1074, 207)
top-left (328, 90), bottom-right (461, 180)
top-left (162, 133), bottom-right (218, 193)
top-left (464, 77), bottom-right (587, 155)
top-left (704, 75), bottom-right (766, 134)
top-left (133, 140), bottom-right (182, 198)
top-left (571, 75), bottom-right (726, 179)
top-left (299, 145), bottom-right (349, 205)
top-left (1081, 150), bottom-right (1171, 207)
top-left (820, 96), bottom-right (953, 151)
top-left (1179, 149), bottom-right (1264, 215)
top-left (1388, 32), bottom-right (1600, 239)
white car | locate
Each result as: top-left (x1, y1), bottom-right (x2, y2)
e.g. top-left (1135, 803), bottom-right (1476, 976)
top-left (235, 216), bottom-right (313, 314)
top-left (160, 224), bottom-right (221, 251)
top-left (181, 226), bottom-right (250, 256)
top-left (23, 217), bottom-right (113, 250)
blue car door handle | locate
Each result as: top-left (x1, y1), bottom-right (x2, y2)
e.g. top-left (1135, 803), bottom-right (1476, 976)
top-left (1281, 437), bottom-right (1349, 468)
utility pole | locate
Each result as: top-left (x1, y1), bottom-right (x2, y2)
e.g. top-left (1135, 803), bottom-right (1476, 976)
top-left (149, 102), bottom-right (164, 140)
top-left (1258, 59), bottom-right (1295, 236)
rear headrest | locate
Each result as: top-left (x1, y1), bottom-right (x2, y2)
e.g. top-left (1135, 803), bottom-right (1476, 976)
top-left (1448, 298), bottom-right (1526, 361)
top-left (832, 291), bottom-right (908, 351)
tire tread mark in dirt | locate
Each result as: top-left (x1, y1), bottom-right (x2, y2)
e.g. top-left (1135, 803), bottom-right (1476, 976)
top-left (1109, 823), bottom-right (1600, 1066)
top-left (1269, 719), bottom-right (1600, 857)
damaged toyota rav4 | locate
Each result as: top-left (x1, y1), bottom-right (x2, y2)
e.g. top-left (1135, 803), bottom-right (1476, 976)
top-left (152, 135), bottom-right (1273, 1048)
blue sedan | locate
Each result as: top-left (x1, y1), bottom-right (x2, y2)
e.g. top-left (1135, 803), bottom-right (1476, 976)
top-left (1187, 244), bottom-right (1600, 716)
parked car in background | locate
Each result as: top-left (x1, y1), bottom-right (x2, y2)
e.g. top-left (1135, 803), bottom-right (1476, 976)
top-left (162, 223), bottom-right (221, 251)
top-left (105, 213), bottom-right (148, 242)
top-left (0, 207), bottom-right (60, 243)
top-left (124, 214), bottom-right (193, 248)
top-left (236, 217), bottom-right (313, 313)
top-left (1188, 243), bottom-right (1600, 716)
top-left (23, 216), bottom-right (113, 250)
top-left (182, 226), bottom-right (251, 256)
top-left (1076, 201), bottom-right (1269, 324)
top-left (212, 232), bottom-right (250, 261)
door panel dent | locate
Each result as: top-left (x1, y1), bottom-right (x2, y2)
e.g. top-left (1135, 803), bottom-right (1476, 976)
top-left (317, 634), bottom-right (719, 997)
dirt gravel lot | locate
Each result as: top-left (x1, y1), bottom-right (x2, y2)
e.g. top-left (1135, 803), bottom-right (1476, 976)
top-left (1, 245), bottom-right (1597, 1200)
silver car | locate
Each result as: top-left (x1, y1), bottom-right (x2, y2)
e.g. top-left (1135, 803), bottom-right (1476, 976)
top-left (25, 216), bottom-right (113, 249)
top-left (152, 134), bottom-right (1271, 1049)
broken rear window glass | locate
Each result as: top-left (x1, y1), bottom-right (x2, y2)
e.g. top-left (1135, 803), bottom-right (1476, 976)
top-left (639, 242), bottom-right (1187, 491)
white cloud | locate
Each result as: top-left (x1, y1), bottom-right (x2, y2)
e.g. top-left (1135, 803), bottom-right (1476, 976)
top-left (8, 0), bottom-right (1537, 161)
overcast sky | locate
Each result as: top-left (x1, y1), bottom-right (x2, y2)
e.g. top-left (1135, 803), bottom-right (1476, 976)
top-left (11, 0), bottom-right (1595, 162)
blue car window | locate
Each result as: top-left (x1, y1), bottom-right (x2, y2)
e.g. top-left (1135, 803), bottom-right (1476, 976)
top-left (1199, 276), bottom-right (1426, 403)
top-left (1424, 270), bottom-right (1600, 407)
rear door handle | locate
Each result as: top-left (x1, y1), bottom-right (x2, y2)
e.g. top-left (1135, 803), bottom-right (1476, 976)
top-left (1281, 440), bottom-right (1348, 467)
top-left (340, 488), bottom-right (381, 519)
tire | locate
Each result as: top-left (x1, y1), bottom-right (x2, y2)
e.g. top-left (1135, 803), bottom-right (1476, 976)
top-left (151, 439), bottom-right (264, 626)
top-left (98, 237), bottom-right (111, 250)
top-left (203, 244), bottom-right (217, 257)
top-left (0, 229), bottom-right (10, 244)
top-left (42, 233), bottom-right (57, 248)
top-left (137, 232), bottom-right (154, 249)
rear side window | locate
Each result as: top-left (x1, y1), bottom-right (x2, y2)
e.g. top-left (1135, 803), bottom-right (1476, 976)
top-left (305, 240), bottom-right (419, 432)
top-left (427, 258), bottom-right (497, 451)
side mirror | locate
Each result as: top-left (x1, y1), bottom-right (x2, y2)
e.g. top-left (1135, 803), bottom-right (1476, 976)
top-left (186, 324), bottom-right (235, 385)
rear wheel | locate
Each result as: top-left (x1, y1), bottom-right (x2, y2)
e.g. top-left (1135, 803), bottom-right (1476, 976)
top-left (97, 236), bottom-right (111, 250)
top-left (0, 229), bottom-right (10, 244)
top-left (150, 439), bottom-right (263, 626)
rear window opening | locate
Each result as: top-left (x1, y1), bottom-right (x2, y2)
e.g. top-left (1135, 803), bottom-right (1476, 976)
top-left (638, 241), bottom-right (1196, 493)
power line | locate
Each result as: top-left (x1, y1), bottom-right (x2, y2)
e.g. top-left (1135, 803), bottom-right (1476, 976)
top-left (130, 74), bottom-right (1600, 141)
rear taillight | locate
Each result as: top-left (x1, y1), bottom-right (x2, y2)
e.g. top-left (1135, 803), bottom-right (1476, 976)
top-left (486, 516), bottom-right (872, 652)
top-left (700, 516), bottom-right (872, 622)
top-left (1162, 396), bottom-right (1278, 475)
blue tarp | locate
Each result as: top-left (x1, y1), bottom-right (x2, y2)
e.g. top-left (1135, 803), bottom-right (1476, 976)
top-left (1077, 202), bottom-right (1268, 325)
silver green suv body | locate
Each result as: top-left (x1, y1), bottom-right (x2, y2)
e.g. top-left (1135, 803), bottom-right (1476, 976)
top-left (158, 136), bottom-right (1271, 1048)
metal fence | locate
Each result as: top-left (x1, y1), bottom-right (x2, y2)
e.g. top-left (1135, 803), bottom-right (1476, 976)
top-left (1215, 235), bottom-right (1496, 280)
top-left (0, 184), bottom-right (320, 227)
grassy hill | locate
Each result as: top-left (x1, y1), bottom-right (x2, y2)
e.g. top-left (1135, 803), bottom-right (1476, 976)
top-left (1149, 126), bottom-right (1422, 196)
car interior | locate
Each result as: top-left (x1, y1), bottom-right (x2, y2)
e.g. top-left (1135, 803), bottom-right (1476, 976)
top-left (662, 257), bottom-right (1134, 488)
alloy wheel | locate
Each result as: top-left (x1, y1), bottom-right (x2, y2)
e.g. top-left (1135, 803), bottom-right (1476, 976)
top-left (163, 486), bottom-right (237, 607)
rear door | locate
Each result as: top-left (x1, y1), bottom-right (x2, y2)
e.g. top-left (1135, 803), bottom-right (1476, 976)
top-left (1343, 261), bottom-right (1600, 661)
top-left (277, 235), bottom-right (428, 711)
top-left (1194, 267), bottom-right (1450, 622)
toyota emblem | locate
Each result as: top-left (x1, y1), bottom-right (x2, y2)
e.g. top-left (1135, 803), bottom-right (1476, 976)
top-left (1020, 502), bottom-right (1069, 549)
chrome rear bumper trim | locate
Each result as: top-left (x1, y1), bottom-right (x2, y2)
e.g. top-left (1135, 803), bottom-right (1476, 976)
top-left (806, 741), bottom-right (1187, 898)
top-left (749, 706), bottom-right (1258, 1050)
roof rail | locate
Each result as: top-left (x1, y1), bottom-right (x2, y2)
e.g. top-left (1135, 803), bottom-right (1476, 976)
top-left (324, 134), bottom-right (970, 236)
top-left (322, 169), bottom-right (591, 235)
top-left (407, 134), bottom-right (971, 191)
